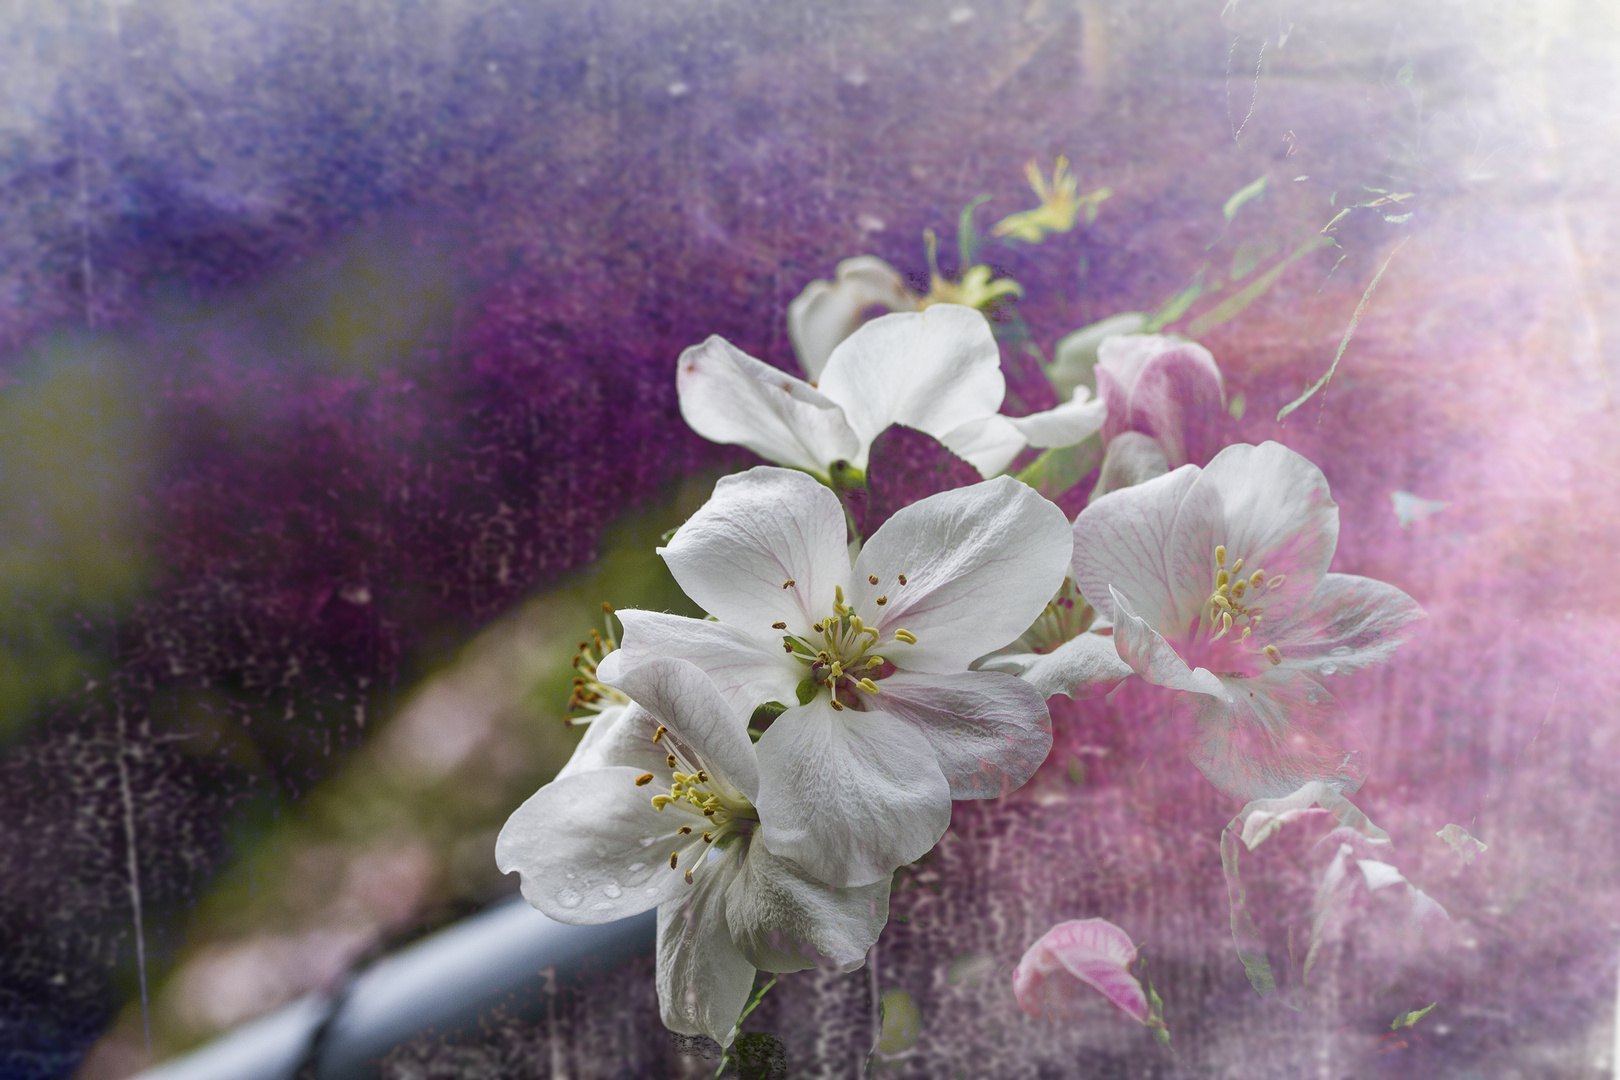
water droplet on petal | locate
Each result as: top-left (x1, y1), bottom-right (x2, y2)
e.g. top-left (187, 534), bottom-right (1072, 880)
top-left (603, 882), bottom-right (623, 898)
top-left (1320, 662), bottom-right (1338, 676)
top-left (556, 888), bottom-right (583, 909)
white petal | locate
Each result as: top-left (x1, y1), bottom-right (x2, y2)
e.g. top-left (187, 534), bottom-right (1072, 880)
top-left (936, 414), bottom-right (1028, 478)
top-left (1266, 573), bottom-right (1424, 675)
top-left (604, 657), bottom-right (761, 804)
top-left (495, 766), bottom-right (695, 924)
top-left (851, 476), bottom-right (1073, 673)
top-left (873, 670), bottom-right (1052, 799)
top-left (1013, 918), bottom-right (1148, 1024)
top-left (609, 610), bottom-right (802, 720)
top-left (978, 632), bottom-right (1135, 700)
top-left (1004, 388), bottom-right (1108, 448)
top-left (725, 842), bottom-right (890, 973)
top-left (1109, 586), bottom-right (1229, 699)
top-left (1072, 463), bottom-right (1212, 636)
top-left (556, 703), bottom-right (666, 780)
top-left (754, 698), bottom-right (951, 888)
top-left (677, 336), bottom-right (862, 478)
top-left (1185, 665), bottom-right (1363, 800)
top-left (656, 851), bottom-right (757, 1048)
top-left (787, 256), bottom-right (919, 382)
top-left (1192, 442), bottom-right (1339, 629)
top-left (1089, 431), bottom-right (1170, 502)
top-left (1116, 340), bottom-right (1225, 467)
top-left (1094, 333), bottom-right (1177, 403)
top-left (661, 466), bottom-right (853, 632)
top-left (816, 305), bottom-right (1005, 459)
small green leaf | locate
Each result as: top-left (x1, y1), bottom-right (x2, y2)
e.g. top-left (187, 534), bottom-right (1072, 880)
top-left (749, 700), bottom-right (787, 732)
top-left (1228, 391), bottom-right (1246, 420)
top-left (1392, 1002), bottom-right (1436, 1030)
top-left (1222, 175), bottom-right (1269, 222)
top-left (795, 678), bottom-right (819, 706)
top-left (1014, 436), bottom-right (1104, 499)
top-left (658, 525), bottom-right (679, 545)
top-left (957, 194), bottom-right (994, 268)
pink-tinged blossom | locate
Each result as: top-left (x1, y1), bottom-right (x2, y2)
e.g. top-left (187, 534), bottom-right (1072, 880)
top-left (1095, 334), bottom-right (1226, 469)
top-left (677, 305), bottom-right (1107, 482)
top-left (602, 465), bottom-right (1070, 888)
top-left (1071, 442), bottom-right (1424, 800)
top-left (1013, 918), bottom-right (1149, 1024)
top-left (786, 256), bottom-right (920, 381)
top-left (496, 657), bottom-right (888, 1048)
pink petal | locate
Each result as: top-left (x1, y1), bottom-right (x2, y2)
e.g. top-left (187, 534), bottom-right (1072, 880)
top-left (1012, 918), bottom-right (1149, 1024)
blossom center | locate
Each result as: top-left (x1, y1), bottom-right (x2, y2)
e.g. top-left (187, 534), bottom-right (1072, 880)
top-left (641, 726), bottom-right (757, 886)
top-left (1199, 545), bottom-right (1285, 669)
top-left (775, 582), bottom-right (917, 712)
top-left (566, 616), bottom-right (630, 724)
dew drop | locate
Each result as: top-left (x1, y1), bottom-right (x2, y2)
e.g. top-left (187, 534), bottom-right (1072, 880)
top-left (556, 888), bottom-right (583, 909)
top-left (603, 882), bottom-right (623, 898)
top-left (1320, 663), bottom-right (1338, 676)
top-left (626, 862), bottom-right (646, 873)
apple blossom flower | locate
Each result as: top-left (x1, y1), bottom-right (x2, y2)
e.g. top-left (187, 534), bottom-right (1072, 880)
top-left (496, 656), bottom-right (889, 1048)
top-left (677, 304), bottom-right (1107, 482)
top-left (1013, 918), bottom-right (1148, 1024)
top-left (975, 578), bottom-right (1133, 700)
top-left (1095, 333), bottom-right (1226, 470)
top-left (601, 466), bottom-right (1070, 888)
top-left (1070, 442), bottom-right (1424, 799)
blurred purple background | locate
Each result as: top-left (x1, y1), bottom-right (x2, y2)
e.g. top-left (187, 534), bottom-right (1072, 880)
top-left (0, 0), bottom-right (1616, 1077)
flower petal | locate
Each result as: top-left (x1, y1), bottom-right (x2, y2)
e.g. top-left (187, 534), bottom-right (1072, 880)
top-left (1013, 918), bottom-right (1147, 1023)
top-left (1192, 442), bottom-right (1339, 630)
top-left (677, 336), bottom-right (862, 478)
top-left (852, 476), bottom-right (1073, 673)
top-left (1185, 665), bottom-right (1364, 800)
top-left (604, 657), bottom-right (761, 804)
top-left (787, 256), bottom-right (919, 382)
top-left (754, 698), bottom-right (951, 888)
top-left (1072, 463), bottom-right (1212, 635)
top-left (1004, 388), bottom-right (1108, 448)
top-left (495, 765), bottom-right (694, 924)
top-left (873, 670), bottom-right (1052, 800)
top-left (816, 304), bottom-right (1005, 461)
top-left (1124, 340), bottom-right (1226, 467)
top-left (725, 842), bottom-right (889, 974)
top-left (977, 632), bottom-right (1135, 701)
top-left (656, 852), bottom-right (757, 1048)
top-left (556, 703), bottom-right (667, 780)
top-left (608, 610), bottom-right (802, 720)
top-left (1108, 586), bottom-right (1229, 699)
top-left (661, 466), bottom-right (853, 633)
top-left (935, 414), bottom-right (1029, 478)
top-left (1089, 431), bottom-right (1170, 502)
top-left (1266, 573), bottom-right (1424, 675)
top-left (1049, 314), bottom-right (1148, 401)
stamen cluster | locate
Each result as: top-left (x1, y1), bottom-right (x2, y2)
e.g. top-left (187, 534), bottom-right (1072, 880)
top-left (774, 581), bottom-right (917, 712)
top-left (567, 603), bottom-right (630, 720)
top-left (641, 724), bottom-right (756, 886)
top-left (1204, 545), bottom-right (1285, 666)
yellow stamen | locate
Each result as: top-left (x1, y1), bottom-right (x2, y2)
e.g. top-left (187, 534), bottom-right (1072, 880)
top-left (858, 678), bottom-right (881, 694)
top-left (782, 579), bottom-right (795, 589)
top-left (653, 726), bottom-right (666, 742)
top-left (876, 596), bottom-right (888, 606)
top-left (897, 574), bottom-right (908, 585)
top-left (669, 852), bottom-right (679, 869)
top-left (666, 754), bottom-right (677, 768)
top-left (684, 870), bottom-right (694, 885)
top-left (868, 574), bottom-right (879, 585)
top-left (894, 629), bottom-right (917, 644)
top-left (678, 825), bottom-right (691, 834)
top-left (635, 772), bottom-right (654, 786)
top-left (772, 621), bottom-right (786, 630)
top-left (1263, 645), bottom-right (1283, 666)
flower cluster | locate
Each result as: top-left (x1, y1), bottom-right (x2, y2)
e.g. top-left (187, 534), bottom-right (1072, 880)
top-left (499, 225), bottom-right (1432, 1046)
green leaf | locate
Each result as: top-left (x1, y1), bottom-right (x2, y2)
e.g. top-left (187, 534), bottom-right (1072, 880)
top-left (1145, 272), bottom-right (1206, 332)
top-left (1187, 235), bottom-right (1334, 338)
top-left (1014, 435), bottom-right (1104, 499)
top-left (794, 678), bottom-right (819, 706)
top-left (957, 194), bottom-right (994, 268)
top-left (1392, 1002), bottom-right (1436, 1030)
top-left (1222, 175), bottom-right (1269, 222)
top-left (748, 700), bottom-right (787, 736)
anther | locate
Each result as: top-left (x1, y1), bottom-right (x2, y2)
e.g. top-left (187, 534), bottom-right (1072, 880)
top-left (1215, 545), bottom-right (1226, 565)
top-left (858, 678), bottom-right (881, 694)
top-left (830, 699), bottom-right (845, 711)
top-left (772, 621), bottom-right (787, 630)
top-left (1230, 557), bottom-right (1244, 575)
top-left (678, 825), bottom-right (692, 835)
top-left (651, 795), bottom-right (672, 810)
top-left (897, 574), bottom-right (908, 586)
top-left (869, 574), bottom-right (879, 585)
top-left (875, 596), bottom-right (888, 606)
top-left (696, 770), bottom-right (707, 783)
top-left (1263, 645), bottom-right (1283, 666)
top-left (1268, 574), bottom-right (1286, 590)
top-left (703, 807), bottom-right (716, 816)
top-left (782, 579), bottom-right (795, 589)
top-left (850, 615), bottom-right (864, 633)
top-left (684, 870), bottom-right (694, 884)
top-left (635, 773), bottom-right (655, 786)
top-left (667, 754), bottom-right (677, 768)
top-left (783, 642), bottom-right (794, 653)
top-left (654, 726), bottom-right (666, 742)
top-left (812, 622), bottom-right (824, 633)
top-left (1230, 579), bottom-right (1248, 600)
top-left (702, 832), bottom-right (713, 843)
top-left (1249, 571), bottom-right (1265, 589)
top-left (670, 852), bottom-right (679, 869)
top-left (893, 629), bottom-right (918, 644)
top-left (867, 657), bottom-right (883, 669)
